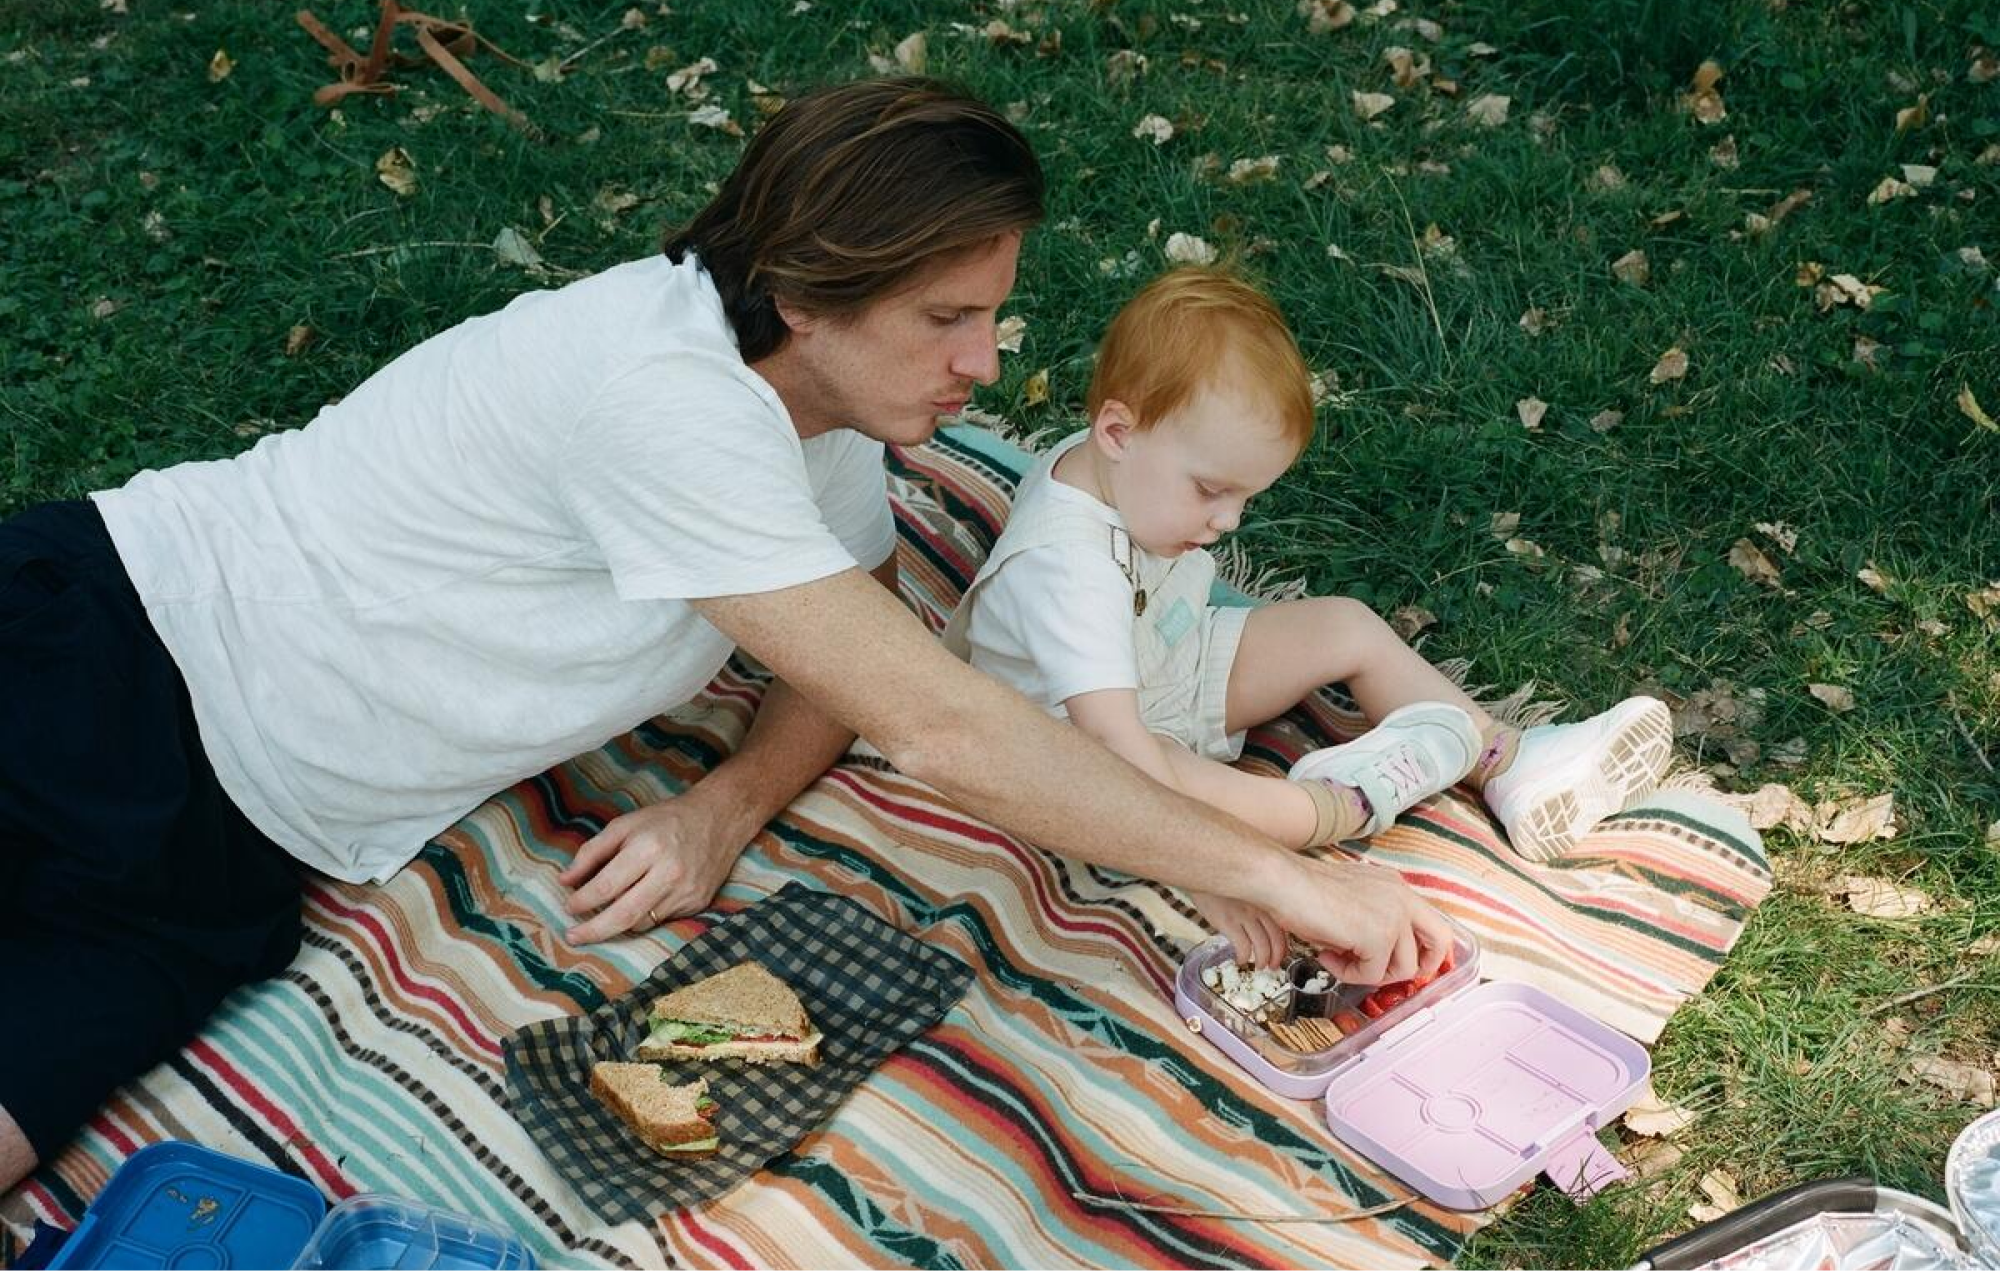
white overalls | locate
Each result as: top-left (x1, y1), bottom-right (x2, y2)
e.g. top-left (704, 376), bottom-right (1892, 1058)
top-left (943, 434), bottom-right (1250, 761)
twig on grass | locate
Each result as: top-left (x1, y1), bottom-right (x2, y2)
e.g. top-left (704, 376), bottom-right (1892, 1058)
top-left (1944, 693), bottom-right (1994, 774)
top-left (1865, 968), bottom-right (1986, 1016)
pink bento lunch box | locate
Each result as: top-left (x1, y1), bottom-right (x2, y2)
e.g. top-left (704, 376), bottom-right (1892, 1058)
top-left (1174, 927), bottom-right (1651, 1211)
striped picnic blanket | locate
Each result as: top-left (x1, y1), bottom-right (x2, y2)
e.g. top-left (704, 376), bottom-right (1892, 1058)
top-left (1, 426), bottom-right (1771, 1268)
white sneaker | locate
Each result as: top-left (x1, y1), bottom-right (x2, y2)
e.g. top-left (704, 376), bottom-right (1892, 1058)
top-left (1287, 702), bottom-right (1482, 838)
top-left (1484, 696), bottom-right (1674, 862)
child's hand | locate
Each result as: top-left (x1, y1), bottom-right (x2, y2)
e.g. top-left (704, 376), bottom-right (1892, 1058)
top-left (1189, 890), bottom-right (1288, 969)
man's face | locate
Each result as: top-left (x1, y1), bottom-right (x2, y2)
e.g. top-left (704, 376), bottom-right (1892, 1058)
top-left (776, 232), bottom-right (1020, 446)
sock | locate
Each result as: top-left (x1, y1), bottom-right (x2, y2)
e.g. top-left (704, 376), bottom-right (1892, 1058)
top-left (1297, 778), bottom-right (1373, 846)
top-left (1463, 723), bottom-right (1521, 793)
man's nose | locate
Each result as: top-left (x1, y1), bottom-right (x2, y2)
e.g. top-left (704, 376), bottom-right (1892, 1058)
top-left (952, 318), bottom-right (1001, 386)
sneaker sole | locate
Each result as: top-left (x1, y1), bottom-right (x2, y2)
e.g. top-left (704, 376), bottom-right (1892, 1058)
top-left (1508, 699), bottom-right (1674, 863)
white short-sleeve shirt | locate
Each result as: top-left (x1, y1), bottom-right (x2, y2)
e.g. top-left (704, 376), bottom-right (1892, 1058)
top-left (93, 255), bottom-right (895, 882)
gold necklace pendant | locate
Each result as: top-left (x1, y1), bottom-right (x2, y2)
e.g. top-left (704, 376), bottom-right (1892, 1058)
top-left (1134, 589), bottom-right (1148, 616)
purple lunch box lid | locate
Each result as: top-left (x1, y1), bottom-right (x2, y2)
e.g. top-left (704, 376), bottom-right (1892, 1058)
top-left (1321, 981), bottom-right (1650, 1210)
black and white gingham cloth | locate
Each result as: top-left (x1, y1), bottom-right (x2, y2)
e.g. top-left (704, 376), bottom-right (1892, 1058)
top-left (504, 883), bottom-right (973, 1222)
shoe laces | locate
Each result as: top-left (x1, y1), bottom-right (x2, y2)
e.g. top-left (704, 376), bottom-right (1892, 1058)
top-left (1370, 743), bottom-right (1433, 805)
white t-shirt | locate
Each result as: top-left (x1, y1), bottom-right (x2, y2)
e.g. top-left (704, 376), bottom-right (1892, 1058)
top-left (962, 433), bottom-right (1171, 715)
top-left (92, 255), bottom-right (895, 883)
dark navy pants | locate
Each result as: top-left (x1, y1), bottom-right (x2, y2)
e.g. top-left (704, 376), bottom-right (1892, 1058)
top-left (0, 500), bottom-right (301, 1161)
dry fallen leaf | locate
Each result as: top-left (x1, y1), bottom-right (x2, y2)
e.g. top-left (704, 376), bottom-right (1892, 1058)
top-left (1689, 1169), bottom-right (1742, 1224)
top-left (995, 314), bottom-right (1026, 354)
top-left (1504, 537), bottom-right (1546, 559)
top-left (283, 324), bottom-right (313, 357)
top-left (1868, 176), bottom-right (1917, 205)
top-left (1490, 511), bottom-right (1521, 539)
top-left (1383, 46), bottom-right (1429, 88)
top-left (1133, 114), bottom-right (1174, 145)
top-left (1589, 408), bottom-right (1624, 433)
top-left (1650, 346), bottom-right (1690, 384)
top-left (688, 103), bottom-right (741, 136)
top-left (1814, 794), bottom-right (1898, 845)
top-left (491, 226), bottom-right (545, 272)
top-left (1754, 521), bottom-right (1798, 554)
top-left (1972, 52), bottom-right (2000, 83)
top-left (1516, 396), bottom-right (1549, 431)
top-left (1519, 307), bottom-right (1549, 337)
top-left (1684, 60), bottom-right (1726, 124)
top-left (1022, 368), bottom-right (1049, 407)
top-left (1895, 94), bottom-right (1930, 132)
top-left (1901, 163), bottom-right (1938, 188)
top-left (1622, 1137), bottom-right (1685, 1181)
top-left (665, 56), bottom-right (717, 97)
top-left (207, 48), bottom-right (233, 82)
top-left (1857, 564), bottom-right (1893, 593)
top-left (1959, 385), bottom-right (1997, 433)
top-left (1612, 249), bottom-right (1651, 286)
top-left (1808, 683), bottom-right (1856, 713)
top-left (1964, 582), bottom-right (2000, 630)
top-left (1298, 0), bottom-right (1357, 34)
top-left (1740, 782), bottom-right (1812, 832)
top-left (1904, 1055), bottom-right (1996, 1107)
top-left (893, 30), bottom-right (927, 74)
top-left (1852, 335), bottom-right (1885, 370)
top-left (1710, 134), bottom-right (1740, 168)
top-left (1815, 273), bottom-right (1881, 311)
top-left (1164, 232), bottom-right (1216, 265)
top-left (1352, 91), bottom-right (1396, 121)
top-left (1466, 94), bottom-right (1510, 127)
top-left (1227, 155), bottom-right (1281, 184)
top-left (375, 147), bottom-right (418, 197)
top-left (1728, 538), bottom-right (1781, 587)
top-left (1390, 604), bottom-right (1437, 640)
top-left (1623, 1082), bottom-right (1700, 1138)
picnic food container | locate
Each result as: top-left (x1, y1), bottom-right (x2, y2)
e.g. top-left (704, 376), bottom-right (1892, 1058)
top-left (291, 1194), bottom-right (535, 1269)
top-left (42, 1141), bottom-right (536, 1271)
top-left (1631, 1108), bottom-right (2000, 1269)
top-left (47, 1141), bottom-right (327, 1269)
top-left (1176, 925), bottom-right (1652, 1211)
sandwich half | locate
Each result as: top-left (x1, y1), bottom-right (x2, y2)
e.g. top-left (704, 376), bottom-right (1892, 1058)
top-left (636, 961), bottom-right (823, 1065)
top-left (589, 1063), bottom-right (722, 1157)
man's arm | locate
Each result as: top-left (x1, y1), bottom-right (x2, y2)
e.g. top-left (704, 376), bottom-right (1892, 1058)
top-left (560, 557), bottom-right (900, 939)
top-left (692, 568), bottom-right (1451, 984)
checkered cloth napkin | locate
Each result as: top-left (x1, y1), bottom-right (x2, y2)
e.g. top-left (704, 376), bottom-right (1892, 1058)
top-left (503, 883), bottom-right (974, 1222)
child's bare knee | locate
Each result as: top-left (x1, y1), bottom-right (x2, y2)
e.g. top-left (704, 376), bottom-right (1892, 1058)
top-left (1313, 595), bottom-right (1386, 641)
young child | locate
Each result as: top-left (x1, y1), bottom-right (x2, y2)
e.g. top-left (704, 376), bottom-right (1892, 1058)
top-left (943, 267), bottom-right (1672, 965)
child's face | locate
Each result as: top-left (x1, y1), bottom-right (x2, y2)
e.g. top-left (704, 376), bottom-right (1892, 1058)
top-left (1102, 381), bottom-right (1300, 557)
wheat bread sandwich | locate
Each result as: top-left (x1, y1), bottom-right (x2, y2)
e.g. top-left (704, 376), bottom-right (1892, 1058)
top-left (636, 961), bottom-right (823, 1065)
top-left (589, 1064), bottom-right (722, 1156)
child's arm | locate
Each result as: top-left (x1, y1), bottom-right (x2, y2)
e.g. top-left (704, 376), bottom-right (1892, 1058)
top-left (1063, 688), bottom-right (1297, 969)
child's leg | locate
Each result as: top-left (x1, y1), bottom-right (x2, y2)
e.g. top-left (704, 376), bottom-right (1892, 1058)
top-left (1148, 734), bottom-right (1369, 849)
top-left (1224, 597), bottom-right (1493, 734)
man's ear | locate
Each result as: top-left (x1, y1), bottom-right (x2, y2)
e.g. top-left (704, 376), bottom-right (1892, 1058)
top-left (1091, 399), bottom-right (1138, 460)
top-left (773, 294), bottom-right (820, 335)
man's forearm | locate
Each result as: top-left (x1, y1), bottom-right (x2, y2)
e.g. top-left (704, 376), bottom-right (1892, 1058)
top-left (694, 675), bottom-right (855, 832)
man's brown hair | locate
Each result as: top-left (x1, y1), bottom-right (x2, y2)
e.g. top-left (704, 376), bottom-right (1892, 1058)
top-left (664, 77), bottom-right (1045, 361)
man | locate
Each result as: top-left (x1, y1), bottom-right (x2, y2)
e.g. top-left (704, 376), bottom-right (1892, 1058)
top-left (0, 78), bottom-right (1449, 1191)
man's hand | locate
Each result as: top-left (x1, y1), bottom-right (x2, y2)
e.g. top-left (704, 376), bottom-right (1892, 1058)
top-left (1188, 890), bottom-right (1289, 970)
top-left (559, 787), bottom-right (752, 943)
top-left (1256, 853), bottom-right (1453, 986)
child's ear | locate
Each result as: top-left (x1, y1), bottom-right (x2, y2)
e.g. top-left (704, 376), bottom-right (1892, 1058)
top-left (1091, 399), bottom-right (1137, 459)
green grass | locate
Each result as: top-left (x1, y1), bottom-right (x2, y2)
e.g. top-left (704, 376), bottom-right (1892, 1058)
top-left (4, 0), bottom-right (1997, 1264)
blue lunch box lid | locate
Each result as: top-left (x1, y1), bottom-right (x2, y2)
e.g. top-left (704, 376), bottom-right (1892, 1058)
top-left (48, 1141), bottom-right (327, 1270)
